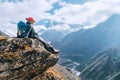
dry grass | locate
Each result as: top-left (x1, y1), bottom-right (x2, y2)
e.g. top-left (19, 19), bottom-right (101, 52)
top-left (0, 36), bottom-right (8, 41)
top-left (46, 68), bottom-right (64, 80)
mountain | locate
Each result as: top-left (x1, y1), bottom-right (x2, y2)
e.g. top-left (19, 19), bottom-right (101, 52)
top-left (60, 14), bottom-right (120, 66)
top-left (36, 19), bottom-right (66, 47)
top-left (37, 19), bottom-right (82, 46)
top-left (41, 30), bottom-right (65, 42)
top-left (0, 31), bottom-right (8, 36)
top-left (41, 30), bottom-right (64, 49)
top-left (80, 47), bottom-right (120, 80)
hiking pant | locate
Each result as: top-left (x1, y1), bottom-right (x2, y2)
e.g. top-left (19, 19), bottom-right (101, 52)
top-left (33, 33), bottom-right (54, 53)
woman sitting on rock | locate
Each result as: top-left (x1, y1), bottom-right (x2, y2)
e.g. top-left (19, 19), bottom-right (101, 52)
top-left (17, 17), bottom-right (59, 54)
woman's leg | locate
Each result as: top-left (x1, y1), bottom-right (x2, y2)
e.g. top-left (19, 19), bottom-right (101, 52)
top-left (33, 33), bottom-right (59, 54)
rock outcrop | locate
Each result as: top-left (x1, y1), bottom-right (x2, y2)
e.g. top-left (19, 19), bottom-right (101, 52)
top-left (0, 36), bottom-right (80, 80)
top-left (0, 36), bottom-right (59, 80)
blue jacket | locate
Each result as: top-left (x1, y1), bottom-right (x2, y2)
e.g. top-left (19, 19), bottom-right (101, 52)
top-left (25, 22), bottom-right (38, 38)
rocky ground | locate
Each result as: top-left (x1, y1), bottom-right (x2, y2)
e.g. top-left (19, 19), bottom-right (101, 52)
top-left (0, 35), bottom-right (80, 80)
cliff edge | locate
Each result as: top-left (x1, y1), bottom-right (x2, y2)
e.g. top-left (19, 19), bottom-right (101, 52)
top-left (0, 36), bottom-right (60, 80)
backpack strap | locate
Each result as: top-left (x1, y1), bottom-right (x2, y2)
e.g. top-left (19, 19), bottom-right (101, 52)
top-left (25, 27), bottom-right (32, 38)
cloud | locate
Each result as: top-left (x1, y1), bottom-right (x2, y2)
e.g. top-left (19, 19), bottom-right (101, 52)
top-left (52, 0), bottom-right (120, 26)
top-left (0, 0), bottom-right (120, 36)
top-left (0, 0), bottom-right (55, 21)
top-left (49, 24), bottom-right (73, 31)
top-left (0, 0), bottom-right (58, 36)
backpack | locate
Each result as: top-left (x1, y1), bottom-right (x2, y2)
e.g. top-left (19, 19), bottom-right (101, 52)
top-left (17, 21), bottom-right (27, 38)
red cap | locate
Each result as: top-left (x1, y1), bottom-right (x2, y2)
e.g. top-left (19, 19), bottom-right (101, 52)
top-left (26, 17), bottom-right (35, 22)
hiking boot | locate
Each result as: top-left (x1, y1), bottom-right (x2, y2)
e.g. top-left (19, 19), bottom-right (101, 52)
top-left (53, 48), bottom-right (59, 54)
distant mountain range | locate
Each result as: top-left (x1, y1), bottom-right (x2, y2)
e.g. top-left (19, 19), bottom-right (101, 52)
top-left (38, 19), bottom-right (83, 45)
top-left (59, 14), bottom-right (120, 73)
top-left (0, 31), bottom-right (8, 36)
top-left (41, 30), bottom-right (65, 49)
top-left (60, 14), bottom-right (120, 59)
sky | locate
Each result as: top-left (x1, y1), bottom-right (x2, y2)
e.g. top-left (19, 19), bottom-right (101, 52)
top-left (0, 0), bottom-right (120, 36)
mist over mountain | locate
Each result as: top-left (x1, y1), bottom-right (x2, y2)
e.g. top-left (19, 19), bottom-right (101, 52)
top-left (41, 30), bottom-right (63, 41)
top-left (38, 19), bottom-right (82, 44)
top-left (35, 19), bottom-right (63, 28)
